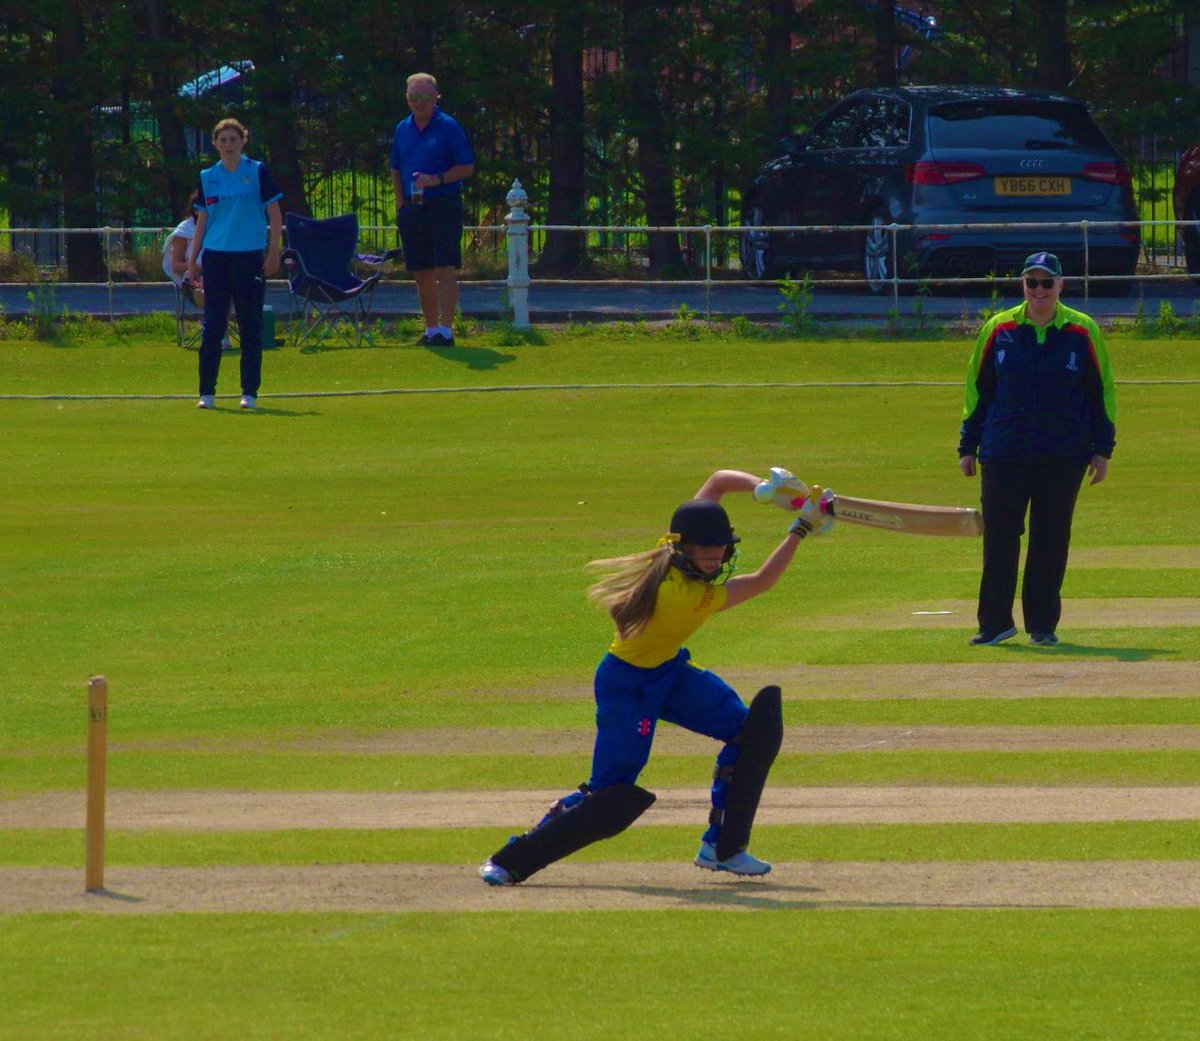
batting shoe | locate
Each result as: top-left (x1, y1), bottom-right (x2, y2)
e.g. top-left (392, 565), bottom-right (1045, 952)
top-left (695, 841), bottom-right (771, 877)
top-left (969, 626), bottom-right (1017, 646)
top-left (479, 858), bottom-right (516, 886)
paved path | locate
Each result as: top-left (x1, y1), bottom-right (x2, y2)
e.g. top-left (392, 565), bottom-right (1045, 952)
top-left (3, 278), bottom-right (1198, 322)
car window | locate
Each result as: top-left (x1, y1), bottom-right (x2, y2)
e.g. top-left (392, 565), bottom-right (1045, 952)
top-left (806, 103), bottom-right (863, 151)
top-left (851, 98), bottom-right (911, 148)
top-left (928, 101), bottom-right (1111, 151)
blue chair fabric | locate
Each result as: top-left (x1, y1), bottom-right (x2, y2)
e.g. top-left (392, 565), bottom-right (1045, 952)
top-left (282, 213), bottom-right (400, 348)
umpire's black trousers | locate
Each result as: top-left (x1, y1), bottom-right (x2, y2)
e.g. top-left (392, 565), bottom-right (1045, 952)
top-left (978, 459), bottom-right (1088, 635)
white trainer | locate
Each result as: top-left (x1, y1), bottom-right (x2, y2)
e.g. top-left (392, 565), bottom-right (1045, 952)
top-left (239, 395), bottom-right (256, 410)
top-left (196, 395), bottom-right (215, 410)
top-left (695, 840), bottom-right (771, 876)
top-left (479, 859), bottom-right (515, 886)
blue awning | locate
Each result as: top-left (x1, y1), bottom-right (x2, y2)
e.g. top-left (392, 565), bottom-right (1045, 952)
top-left (178, 62), bottom-right (255, 99)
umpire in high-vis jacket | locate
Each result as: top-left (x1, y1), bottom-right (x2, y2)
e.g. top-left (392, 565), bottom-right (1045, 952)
top-left (957, 251), bottom-right (1116, 648)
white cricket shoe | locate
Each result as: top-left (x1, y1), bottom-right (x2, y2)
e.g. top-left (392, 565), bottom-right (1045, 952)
top-left (695, 840), bottom-right (771, 876)
top-left (239, 395), bottom-right (256, 410)
top-left (479, 859), bottom-right (515, 886)
top-left (196, 395), bottom-right (215, 410)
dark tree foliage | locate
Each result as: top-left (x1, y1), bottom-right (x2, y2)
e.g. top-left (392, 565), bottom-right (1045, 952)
top-left (2, 0), bottom-right (1199, 276)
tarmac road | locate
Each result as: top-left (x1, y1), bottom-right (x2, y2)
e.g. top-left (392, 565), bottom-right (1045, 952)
top-left (2, 276), bottom-right (1197, 323)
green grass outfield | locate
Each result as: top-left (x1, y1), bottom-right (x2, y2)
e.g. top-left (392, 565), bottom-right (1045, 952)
top-left (1, 322), bottom-right (1198, 1039)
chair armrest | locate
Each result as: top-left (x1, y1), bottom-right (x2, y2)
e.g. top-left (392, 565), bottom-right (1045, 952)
top-left (355, 247), bottom-right (404, 267)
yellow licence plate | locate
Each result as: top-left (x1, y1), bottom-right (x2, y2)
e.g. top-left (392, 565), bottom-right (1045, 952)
top-left (995, 176), bottom-right (1071, 196)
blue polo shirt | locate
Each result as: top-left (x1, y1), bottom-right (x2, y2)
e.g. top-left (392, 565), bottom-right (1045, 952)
top-left (389, 108), bottom-right (473, 202)
top-left (194, 157), bottom-right (282, 252)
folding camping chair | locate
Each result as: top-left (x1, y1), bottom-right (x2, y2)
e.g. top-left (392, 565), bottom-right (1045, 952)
top-left (282, 213), bottom-right (401, 349)
top-left (174, 278), bottom-right (238, 352)
top-left (174, 278), bottom-right (203, 349)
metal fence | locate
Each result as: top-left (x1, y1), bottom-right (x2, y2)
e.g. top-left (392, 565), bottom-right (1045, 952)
top-left (2, 181), bottom-right (1198, 327)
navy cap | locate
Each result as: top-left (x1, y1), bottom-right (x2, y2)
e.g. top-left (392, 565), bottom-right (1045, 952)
top-left (1022, 251), bottom-right (1062, 277)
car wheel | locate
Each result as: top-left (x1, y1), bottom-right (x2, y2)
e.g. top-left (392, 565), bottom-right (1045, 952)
top-left (863, 211), bottom-right (894, 294)
top-left (1184, 193), bottom-right (1200, 278)
top-left (740, 207), bottom-right (779, 280)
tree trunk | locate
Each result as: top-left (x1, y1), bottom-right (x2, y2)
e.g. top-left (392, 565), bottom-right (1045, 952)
top-left (535, 1), bottom-right (587, 274)
top-left (765, 0), bottom-right (794, 140)
top-left (247, 0), bottom-right (311, 218)
top-left (410, 11), bottom-right (435, 73)
top-left (51, 3), bottom-right (106, 280)
top-left (622, 0), bottom-right (682, 272)
top-left (1034, 0), bottom-right (1072, 91)
top-left (139, 0), bottom-right (192, 219)
top-left (874, 0), bottom-right (896, 87)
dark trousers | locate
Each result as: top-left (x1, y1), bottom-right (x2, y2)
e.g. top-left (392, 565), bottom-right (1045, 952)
top-left (978, 460), bottom-right (1088, 634)
top-left (199, 250), bottom-right (265, 397)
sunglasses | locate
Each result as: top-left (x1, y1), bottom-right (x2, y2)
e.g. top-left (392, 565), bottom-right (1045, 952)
top-left (1024, 276), bottom-right (1056, 289)
top-left (406, 93), bottom-right (436, 101)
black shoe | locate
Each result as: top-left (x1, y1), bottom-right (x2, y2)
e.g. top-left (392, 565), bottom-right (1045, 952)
top-left (969, 626), bottom-right (1017, 646)
top-left (1030, 631), bottom-right (1059, 646)
top-left (416, 333), bottom-right (436, 346)
top-left (428, 332), bottom-right (454, 347)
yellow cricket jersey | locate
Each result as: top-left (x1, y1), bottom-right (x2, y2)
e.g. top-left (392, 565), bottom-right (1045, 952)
top-left (608, 566), bottom-right (728, 668)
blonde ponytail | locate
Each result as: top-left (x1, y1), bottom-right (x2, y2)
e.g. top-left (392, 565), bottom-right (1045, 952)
top-left (586, 544), bottom-right (674, 639)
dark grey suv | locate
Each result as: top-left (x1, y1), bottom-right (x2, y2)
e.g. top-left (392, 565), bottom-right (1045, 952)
top-left (740, 86), bottom-right (1141, 292)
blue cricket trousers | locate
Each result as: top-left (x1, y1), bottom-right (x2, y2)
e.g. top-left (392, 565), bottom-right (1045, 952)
top-left (199, 249), bottom-right (265, 397)
top-left (589, 649), bottom-right (749, 843)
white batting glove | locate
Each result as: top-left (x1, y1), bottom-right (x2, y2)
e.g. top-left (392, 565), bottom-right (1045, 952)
top-left (789, 485), bottom-right (836, 536)
top-left (754, 466), bottom-right (810, 511)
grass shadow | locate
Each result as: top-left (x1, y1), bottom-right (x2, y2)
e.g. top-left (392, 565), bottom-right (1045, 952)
top-left (202, 403), bottom-right (323, 418)
top-left (991, 643), bottom-right (1175, 662)
top-left (423, 343), bottom-right (517, 371)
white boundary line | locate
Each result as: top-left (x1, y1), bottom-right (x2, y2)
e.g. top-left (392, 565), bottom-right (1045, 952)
top-left (1, 379), bottom-right (1196, 402)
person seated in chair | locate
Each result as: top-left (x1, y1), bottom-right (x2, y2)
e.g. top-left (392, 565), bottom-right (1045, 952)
top-left (163, 191), bottom-right (204, 299)
top-left (163, 192), bottom-right (232, 351)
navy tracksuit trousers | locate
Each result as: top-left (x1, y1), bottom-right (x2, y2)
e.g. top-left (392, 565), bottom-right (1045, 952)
top-left (199, 249), bottom-right (265, 397)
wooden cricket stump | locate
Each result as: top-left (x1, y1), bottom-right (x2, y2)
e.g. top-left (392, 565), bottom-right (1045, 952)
top-left (85, 675), bottom-right (108, 892)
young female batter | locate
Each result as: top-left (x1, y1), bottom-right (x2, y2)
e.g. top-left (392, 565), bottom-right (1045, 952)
top-left (480, 467), bottom-right (834, 885)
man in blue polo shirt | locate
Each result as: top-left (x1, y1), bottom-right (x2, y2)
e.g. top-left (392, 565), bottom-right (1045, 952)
top-left (390, 73), bottom-right (475, 347)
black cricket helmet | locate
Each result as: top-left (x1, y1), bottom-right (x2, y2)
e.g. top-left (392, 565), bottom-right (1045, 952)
top-left (668, 499), bottom-right (740, 581)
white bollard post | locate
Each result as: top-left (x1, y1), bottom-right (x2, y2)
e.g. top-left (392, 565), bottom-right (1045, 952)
top-left (505, 179), bottom-right (531, 330)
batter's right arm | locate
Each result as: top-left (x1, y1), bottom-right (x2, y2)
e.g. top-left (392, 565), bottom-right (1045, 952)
top-left (693, 470), bottom-right (763, 503)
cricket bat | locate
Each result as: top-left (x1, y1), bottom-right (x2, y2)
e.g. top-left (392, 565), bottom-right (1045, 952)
top-left (820, 492), bottom-right (983, 537)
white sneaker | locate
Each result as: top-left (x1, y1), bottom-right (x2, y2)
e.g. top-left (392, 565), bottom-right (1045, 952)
top-left (196, 395), bottom-right (215, 410)
top-left (479, 859), bottom-right (515, 886)
top-left (239, 395), bottom-right (256, 409)
top-left (695, 840), bottom-right (771, 876)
